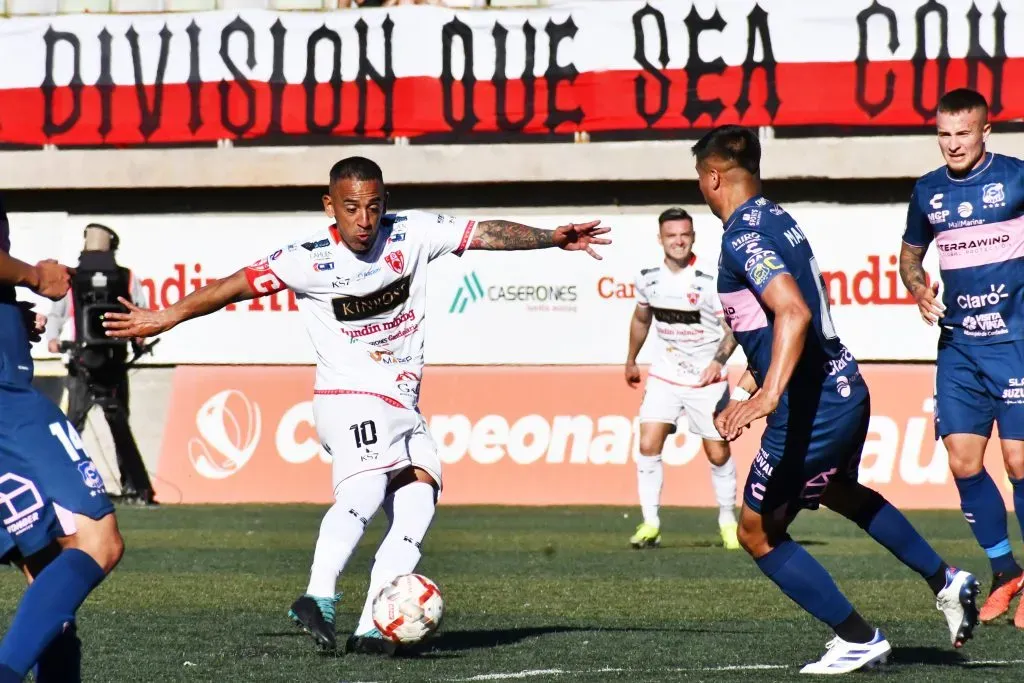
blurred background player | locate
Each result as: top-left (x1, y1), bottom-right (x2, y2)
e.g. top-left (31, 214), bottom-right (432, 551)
top-left (0, 199), bottom-right (125, 681)
top-left (697, 125), bottom-right (979, 674)
top-left (103, 156), bottom-right (611, 655)
top-left (45, 223), bottom-right (155, 505)
top-left (624, 207), bottom-right (739, 550)
top-left (900, 88), bottom-right (1024, 628)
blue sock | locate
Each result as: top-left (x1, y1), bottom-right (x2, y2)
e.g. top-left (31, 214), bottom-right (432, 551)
top-left (34, 621), bottom-right (81, 683)
top-left (1010, 477), bottom-right (1024, 548)
top-left (955, 471), bottom-right (1019, 575)
top-left (755, 540), bottom-right (855, 627)
top-left (0, 549), bottom-right (104, 677)
top-left (864, 501), bottom-right (944, 578)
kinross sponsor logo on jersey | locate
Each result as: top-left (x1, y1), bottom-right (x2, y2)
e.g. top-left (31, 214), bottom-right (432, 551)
top-left (449, 271), bottom-right (577, 314)
top-left (157, 366), bottom-right (1013, 507)
top-left (331, 276), bottom-right (411, 321)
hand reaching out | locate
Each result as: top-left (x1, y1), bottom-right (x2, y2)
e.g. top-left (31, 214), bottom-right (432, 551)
top-left (552, 220), bottom-right (612, 260)
top-left (102, 297), bottom-right (174, 339)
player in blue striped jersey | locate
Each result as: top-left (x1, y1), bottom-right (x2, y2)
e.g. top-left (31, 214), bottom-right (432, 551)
top-left (900, 88), bottom-right (1024, 628)
top-left (693, 125), bottom-right (978, 674)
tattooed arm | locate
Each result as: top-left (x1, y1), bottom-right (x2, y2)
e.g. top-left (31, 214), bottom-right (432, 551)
top-left (468, 218), bottom-right (611, 259)
top-left (698, 317), bottom-right (738, 386)
top-left (713, 318), bottom-right (738, 365)
top-left (899, 241), bottom-right (945, 325)
top-left (468, 220), bottom-right (556, 251)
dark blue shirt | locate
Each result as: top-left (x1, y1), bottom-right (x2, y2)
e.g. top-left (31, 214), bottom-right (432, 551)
top-left (0, 198), bottom-right (34, 387)
top-left (718, 196), bottom-right (857, 417)
top-left (903, 152), bottom-right (1024, 344)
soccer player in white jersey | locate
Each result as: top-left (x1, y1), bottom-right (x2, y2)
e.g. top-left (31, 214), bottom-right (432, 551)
top-left (103, 157), bottom-right (611, 654)
top-left (625, 208), bottom-right (740, 550)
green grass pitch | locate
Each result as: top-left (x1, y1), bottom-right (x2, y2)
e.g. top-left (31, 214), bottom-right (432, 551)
top-left (3, 506), bottom-right (1023, 682)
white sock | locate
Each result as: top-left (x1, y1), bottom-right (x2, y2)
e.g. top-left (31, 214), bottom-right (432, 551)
top-left (636, 454), bottom-right (663, 528)
top-left (355, 480), bottom-right (437, 634)
top-left (306, 473), bottom-right (388, 598)
top-left (710, 458), bottom-right (737, 526)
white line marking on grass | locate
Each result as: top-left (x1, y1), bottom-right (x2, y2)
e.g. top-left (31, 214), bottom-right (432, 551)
top-left (964, 659), bottom-right (1024, 666)
top-left (458, 670), bottom-right (565, 681)
top-left (450, 664), bottom-right (789, 681)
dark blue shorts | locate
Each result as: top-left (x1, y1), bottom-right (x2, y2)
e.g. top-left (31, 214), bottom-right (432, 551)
top-left (935, 339), bottom-right (1024, 440)
top-left (743, 374), bottom-right (870, 517)
top-left (0, 384), bottom-right (114, 562)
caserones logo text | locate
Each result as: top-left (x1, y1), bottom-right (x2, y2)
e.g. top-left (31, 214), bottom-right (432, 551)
top-left (451, 271), bottom-right (576, 313)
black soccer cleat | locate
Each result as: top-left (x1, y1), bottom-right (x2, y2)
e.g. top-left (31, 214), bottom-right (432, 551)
top-left (346, 630), bottom-right (399, 657)
top-left (288, 594), bottom-right (339, 652)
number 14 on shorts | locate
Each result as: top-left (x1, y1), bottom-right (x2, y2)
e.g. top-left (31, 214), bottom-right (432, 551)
top-left (49, 421), bottom-right (88, 462)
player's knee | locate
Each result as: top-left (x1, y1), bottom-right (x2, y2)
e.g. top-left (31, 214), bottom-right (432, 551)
top-left (1001, 443), bottom-right (1024, 480)
top-left (703, 440), bottom-right (730, 466)
top-left (69, 513), bottom-right (124, 574)
top-left (944, 436), bottom-right (986, 478)
top-left (638, 434), bottom-right (666, 457)
top-left (737, 517), bottom-right (771, 558)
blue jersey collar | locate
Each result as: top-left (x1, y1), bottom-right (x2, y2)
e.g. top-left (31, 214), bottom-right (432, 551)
top-left (945, 152), bottom-right (993, 183)
top-left (723, 195), bottom-right (765, 231)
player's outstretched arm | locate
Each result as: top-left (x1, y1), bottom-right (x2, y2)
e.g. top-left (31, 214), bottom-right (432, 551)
top-left (468, 219), bottom-right (611, 260)
top-left (0, 252), bottom-right (72, 301)
top-left (718, 274), bottom-right (811, 440)
top-left (625, 304), bottom-right (652, 388)
top-left (103, 268), bottom-right (259, 339)
top-left (899, 241), bottom-right (945, 325)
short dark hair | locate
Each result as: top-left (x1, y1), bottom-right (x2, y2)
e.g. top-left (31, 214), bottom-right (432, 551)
top-left (658, 207), bottom-right (692, 226)
top-left (329, 156), bottom-right (384, 185)
top-left (937, 88), bottom-right (989, 116)
top-left (691, 125), bottom-right (761, 175)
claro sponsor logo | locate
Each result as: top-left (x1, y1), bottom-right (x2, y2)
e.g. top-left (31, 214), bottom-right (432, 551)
top-left (188, 390), bottom-right (262, 479)
top-left (598, 255), bottom-right (925, 306)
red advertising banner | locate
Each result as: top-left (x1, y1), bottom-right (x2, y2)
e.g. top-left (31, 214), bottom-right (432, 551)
top-left (0, 2), bottom-right (1020, 146)
top-left (154, 364), bottom-right (1012, 509)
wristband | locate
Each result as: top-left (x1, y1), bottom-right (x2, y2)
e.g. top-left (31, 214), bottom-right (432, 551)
top-left (731, 387), bottom-right (751, 402)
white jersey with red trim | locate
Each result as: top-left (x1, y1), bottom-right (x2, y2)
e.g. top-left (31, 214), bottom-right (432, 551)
top-left (246, 210), bottom-right (476, 407)
top-left (635, 258), bottom-right (727, 386)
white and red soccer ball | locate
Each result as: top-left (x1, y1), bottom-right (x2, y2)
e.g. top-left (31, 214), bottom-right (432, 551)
top-left (372, 574), bottom-right (444, 645)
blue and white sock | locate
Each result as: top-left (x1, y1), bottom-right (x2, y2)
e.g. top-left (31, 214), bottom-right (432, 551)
top-left (955, 471), bottom-right (1020, 575)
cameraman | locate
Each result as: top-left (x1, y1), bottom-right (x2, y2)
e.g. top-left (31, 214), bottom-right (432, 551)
top-left (45, 223), bottom-right (156, 506)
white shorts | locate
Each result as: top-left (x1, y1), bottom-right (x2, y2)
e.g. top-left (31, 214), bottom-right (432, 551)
top-left (313, 392), bottom-right (442, 497)
top-left (639, 377), bottom-right (730, 440)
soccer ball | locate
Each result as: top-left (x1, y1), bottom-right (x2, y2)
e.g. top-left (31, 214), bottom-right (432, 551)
top-left (372, 574), bottom-right (444, 645)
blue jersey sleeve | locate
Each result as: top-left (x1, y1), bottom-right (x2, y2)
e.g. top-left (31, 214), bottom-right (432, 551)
top-left (722, 230), bottom-right (792, 297)
top-left (902, 186), bottom-right (934, 248)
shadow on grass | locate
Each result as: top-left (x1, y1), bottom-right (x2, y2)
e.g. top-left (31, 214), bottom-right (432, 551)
top-left (889, 646), bottom-right (967, 667)
top-left (415, 624), bottom-right (759, 654)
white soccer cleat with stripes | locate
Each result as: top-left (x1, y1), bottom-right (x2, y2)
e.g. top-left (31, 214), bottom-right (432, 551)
top-left (799, 630), bottom-right (891, 675)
